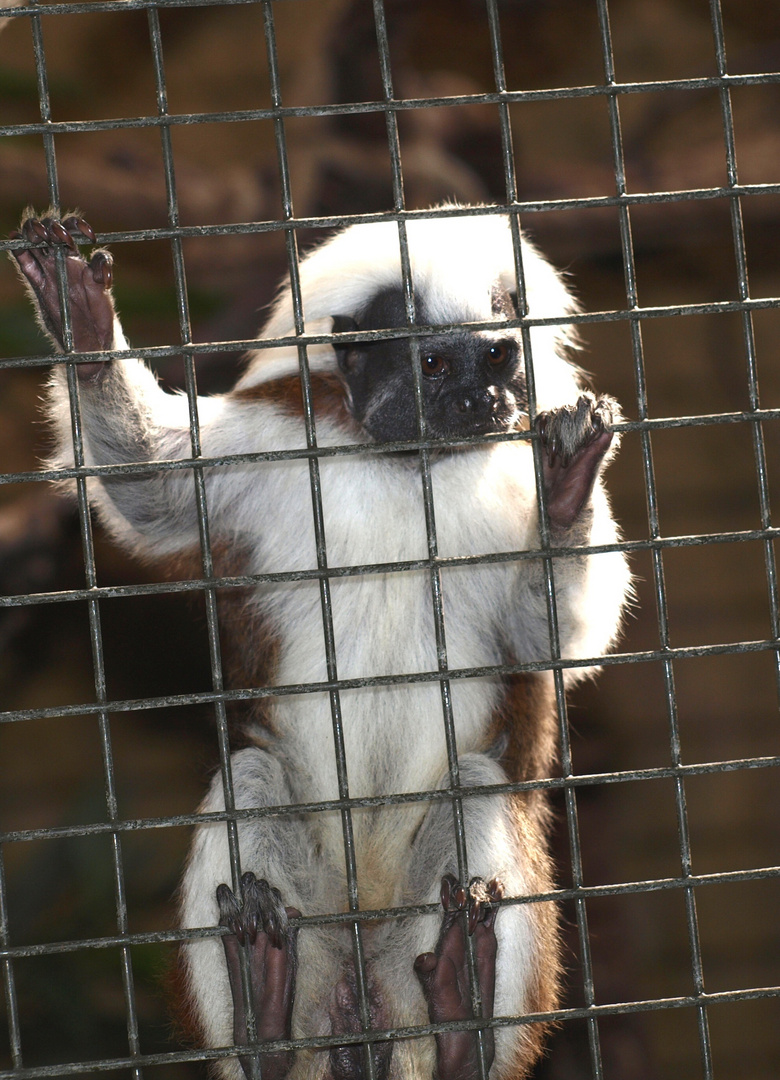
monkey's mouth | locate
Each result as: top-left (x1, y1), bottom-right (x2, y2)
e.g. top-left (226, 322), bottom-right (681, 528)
top-left (426, 392), bottom-right (526, 440)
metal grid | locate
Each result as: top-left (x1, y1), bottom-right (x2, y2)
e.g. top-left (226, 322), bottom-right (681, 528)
top-left (0, 0), bottom-right (779, 1077)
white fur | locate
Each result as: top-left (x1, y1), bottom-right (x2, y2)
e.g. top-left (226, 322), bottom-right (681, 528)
top-left (45, 207), bottom-right (631, 1078)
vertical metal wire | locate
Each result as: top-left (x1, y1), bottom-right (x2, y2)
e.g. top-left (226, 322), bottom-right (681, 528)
top-left (260, 4), bottom-right (378, 1075)
top-left (484, 3), bottom-right (605, 1074)
top-left (23, 5), bottom-right (146, 1078)
top-left (596, 3), bottom-right (714, 1077)
top-left (144, 9), bottom-right (261, 1072)
top-left (707, 0), bottom-right (780, 703)
top-left (0, 853), bottom-right (22, 1070)
top-left (370, 1), bottom-right (496, 1074)
top-left (369, 1), bottom-right (470, 882)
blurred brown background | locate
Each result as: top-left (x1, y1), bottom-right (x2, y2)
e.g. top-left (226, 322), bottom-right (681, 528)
top-left (0, 0), bottom-right (778, 1077)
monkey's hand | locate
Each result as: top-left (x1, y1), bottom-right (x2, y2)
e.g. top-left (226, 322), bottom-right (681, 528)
top-left (217, 872), bottom-right (300, 1080)
top-left (414, 874), bottom-right (503, 1080)
top-left (536, 391), bottom-right (620, 533)
top-left (10, 212), bottom-right (115, 375)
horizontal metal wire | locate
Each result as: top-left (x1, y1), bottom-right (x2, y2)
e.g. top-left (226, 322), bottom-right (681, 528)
top-left (2, 61), bottom-right (780, 141)
top-left (0, 982), bottom-right (778, 1080)
top-left (2, 859), bottom-right (779, 964)
top-left (1, 523), bottom-right (779, 616)
top-left (2, 404), bottom-right (780, 492)
top-left (2, 752), bottom-right (779, 846)
top-left (3, 635), bottom-right (780, 728)
top-left (4, 188), bottom-right (780, 257)
top-left (5, 288), bottom-right (780, 374)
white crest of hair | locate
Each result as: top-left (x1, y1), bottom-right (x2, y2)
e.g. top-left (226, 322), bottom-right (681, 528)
top-left (238, 205), bottom-right (582, 410)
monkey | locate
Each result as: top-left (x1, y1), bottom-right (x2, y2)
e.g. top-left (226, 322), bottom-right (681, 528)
top-left (11, 206), bottom-right (631, 1080)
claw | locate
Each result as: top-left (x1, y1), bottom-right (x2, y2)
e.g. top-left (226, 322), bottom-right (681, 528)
top-left (265, 884), bottom-right (286, 949)
top-left (486, 878), bottom-right (504, 903)
top-left (27, 218), bottom-right (48, 241)
top-left (440, 873), bottom-right (457, 910)
top-left (50, 219), bottom-right (77, 250)
top-left (465, 877), bottom-right (504, 935)
top-left (62, 216), bottom-right (96, 242)
top-left (240, 872), bottom-right (261, 943)
top-left (548, 433), bottom-right (559, 466)
top-left (217, 883), bottom-right (244, 941)
top-left (90, 251), bottom-right (113, 289)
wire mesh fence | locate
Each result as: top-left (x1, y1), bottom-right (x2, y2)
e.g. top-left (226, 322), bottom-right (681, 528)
top-left (0, 0), bottom-right (779, 1078)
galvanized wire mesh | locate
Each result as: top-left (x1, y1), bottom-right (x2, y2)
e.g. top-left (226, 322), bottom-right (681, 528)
top-left (1, 0), bottom-right (779, 1078)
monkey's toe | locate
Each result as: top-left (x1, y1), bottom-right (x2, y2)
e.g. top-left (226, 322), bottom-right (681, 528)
top-left (415, 875), bottom-right (501, 1080)
top-left (217, 872), bottom-right (299, 1080)
top-left (217, 872), bottom-right (293, 949)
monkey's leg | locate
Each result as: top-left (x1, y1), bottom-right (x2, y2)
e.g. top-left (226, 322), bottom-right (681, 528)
top-left (217, 871), bottom-right (300, 1080)
top-left (536, 392), bottom-right (618, 531)
top-left (388, 754), bottom-right (549, 1080)
top-left (181, 748), bottom-right (330, 1080)
top-left (11, 213), bottom-right (114, 373)
top-left (414, 874), bottom-right (502, 1080)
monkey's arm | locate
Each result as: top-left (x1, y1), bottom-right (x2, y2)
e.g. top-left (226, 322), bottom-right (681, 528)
top-left (11, 214), bottom-right (287, 557)
top-left (513, 393), bottom-right (631, 675)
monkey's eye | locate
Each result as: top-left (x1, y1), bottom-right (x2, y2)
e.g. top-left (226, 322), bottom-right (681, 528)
top-left (486, 342), bottom-right (509, 366)
top-left (421, 354), bottom-right (449, 377)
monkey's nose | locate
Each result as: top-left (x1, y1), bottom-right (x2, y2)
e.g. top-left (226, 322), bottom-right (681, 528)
top-left (454, 388), bottom-right (500, 415)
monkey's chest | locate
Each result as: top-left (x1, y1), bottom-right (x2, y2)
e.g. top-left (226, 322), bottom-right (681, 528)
top-left (264, 568), bottom-right (509, 804)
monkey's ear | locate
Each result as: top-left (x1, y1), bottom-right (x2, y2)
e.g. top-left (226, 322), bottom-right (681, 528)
top-left (331, 314), bottom-right (361, 374)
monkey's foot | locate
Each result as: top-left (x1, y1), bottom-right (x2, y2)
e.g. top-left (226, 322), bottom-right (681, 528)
top-left (217, 872), bottom-right (300, 1080)
top-left (536, 392), bottom-right (619, 531)
top-left (414, 875), bottom-right (503, 1080)
top-left (328, 968), bottom-right (393, 1080)
top-left (10, 212), bottom-right (114, 371)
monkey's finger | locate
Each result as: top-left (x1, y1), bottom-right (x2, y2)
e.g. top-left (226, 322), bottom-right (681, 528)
top-left (22, 218), bottom-right (49, 244)
top-left (50, 220), bottom-right (78, 251)
top-left (259, 880), bottom-right (289, 950)
top-left (440, 874), bottom-right (458, 910)
top-left (8, 231), bottom-right (27, 263)
top-left (216, 882), bottom-right (245, 940)
top-left (440, 875), bottom-right (468, 911)
top-left (486, 878), bottom-right (504, 902)
top-left (239, 872), bottom-right (262, 942)
top-left (413, 951), bottom-right (438, 986)
top-left (89, 251), bottom-right (113, 290)
top-left (467, 896), bottom-right (498, 935)
top-left (39, 217), bottom-right (76, 251)
top-left (62, 216), bottom-right (96, 243)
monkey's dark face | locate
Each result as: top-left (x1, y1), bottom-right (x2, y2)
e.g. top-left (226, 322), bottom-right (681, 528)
top-left (332, 289), bottom-right (526, 443)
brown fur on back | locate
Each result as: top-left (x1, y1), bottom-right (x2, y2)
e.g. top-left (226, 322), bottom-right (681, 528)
top-left (159, 540), bottom-right (283, 741)
top-left (491, 671), bottom-right (561, 1077)
top-left (233, 369), bottom-right (359, 435)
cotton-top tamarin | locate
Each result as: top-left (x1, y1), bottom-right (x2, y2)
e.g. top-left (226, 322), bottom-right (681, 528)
top-left (11, 206), bottom-right (631, 1080)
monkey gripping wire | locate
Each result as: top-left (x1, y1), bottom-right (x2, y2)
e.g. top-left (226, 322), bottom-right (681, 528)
top-left (1, 0), bottom-right (780, 1078)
